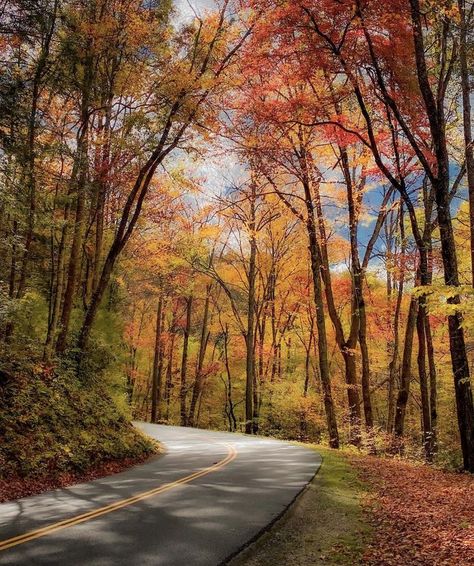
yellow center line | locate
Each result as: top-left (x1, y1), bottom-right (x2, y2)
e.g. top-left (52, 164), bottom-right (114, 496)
top-left (0, 442), bottom-right (237, 552)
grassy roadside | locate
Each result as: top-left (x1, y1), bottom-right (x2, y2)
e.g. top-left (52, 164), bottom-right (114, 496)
top-left (229, 445), bottom-right (370, 566)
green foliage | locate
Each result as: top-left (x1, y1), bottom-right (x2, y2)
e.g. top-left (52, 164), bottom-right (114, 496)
top-left (0, 366), bottom-right (154, 479)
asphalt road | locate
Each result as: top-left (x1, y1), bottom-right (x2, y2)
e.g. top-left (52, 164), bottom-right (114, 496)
top-left (0, 423), bottom-right (321, 565)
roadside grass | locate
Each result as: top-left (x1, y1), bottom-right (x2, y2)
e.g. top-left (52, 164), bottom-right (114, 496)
top-left (229, 445), bottom-right (370, 566)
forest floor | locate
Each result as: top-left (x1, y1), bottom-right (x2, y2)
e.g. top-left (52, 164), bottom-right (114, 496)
top-left (352, 453), bottom-right (474, 565)
top-left (230, 446), bottom-right (474, 566)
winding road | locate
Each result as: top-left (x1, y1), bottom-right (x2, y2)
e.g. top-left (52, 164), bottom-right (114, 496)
top-left (0, 423), bottom-right (321, 565)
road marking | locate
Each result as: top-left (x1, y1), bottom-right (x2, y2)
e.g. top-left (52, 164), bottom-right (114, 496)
top-left (0, 442), bottom-right (237, 552)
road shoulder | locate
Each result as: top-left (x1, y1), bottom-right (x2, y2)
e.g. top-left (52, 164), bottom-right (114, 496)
top-left (228, 445), bottom-right (370, 566)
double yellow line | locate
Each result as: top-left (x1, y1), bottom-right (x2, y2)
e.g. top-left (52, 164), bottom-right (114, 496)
top-left (0, 443), bottom-right (237, 552)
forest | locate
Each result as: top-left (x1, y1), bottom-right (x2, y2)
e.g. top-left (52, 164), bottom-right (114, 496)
top-left (1, 0), bottom-right (474, 489)
top-left (2, 1), bottom-right (474, 563)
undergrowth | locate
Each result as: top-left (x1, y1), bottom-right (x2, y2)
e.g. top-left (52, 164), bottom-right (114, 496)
top-left (0, 363), bottom-right (154, 480)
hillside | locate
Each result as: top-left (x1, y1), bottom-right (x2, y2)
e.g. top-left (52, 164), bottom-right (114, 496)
top-left (0, 366), bottom-right (155, 502)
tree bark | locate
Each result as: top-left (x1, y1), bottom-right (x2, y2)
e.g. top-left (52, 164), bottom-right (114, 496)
top-left (245, 185), bottom-right (257, 434)
top-left (394, 296), bottom-right (418, 438)
top-left (16, 0), bottom-right (58, 299)
top-left (425, 312), bottom-right (437, 452)
top-left (151, 296), bottom-right (164, 423)
top-left (223, 325), bottom-right (238, 432)
top-left (44, 205), bottom-right (70, 360)
top-left (300, 330), bottom-right (313, 440)
top-left (164, 307), bottom-right (178, 422)
top-left (188, 287), bottom-right (211, 426)
top-left (387, 271), bottom-right (404, 433)
top-left (180, 295), bottom-right (193, 426)
top-left (304, 189), bottom-right (340, 448)
top-left (416, 306), bottom-right (433, 460)
top-left (457, 0), bottom-right (474, 286)
top-left (309, 158), bottom-right (362, 443)
top-left (358, 300), bottom-right (374, 429)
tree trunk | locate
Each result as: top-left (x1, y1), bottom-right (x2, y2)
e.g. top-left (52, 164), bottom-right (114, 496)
top-left (16, 1), bottom-right (58, 299)
top-left (300, 332), bottom-right (313, 440)
top-left (457, 0), bottom-right (474, 286)
top-left (394, 296), bottom-right (418, 439)
top-left (425, 312), bottom-right (437, 452)
top-left (341, 147), bottom-right (373, 431)
top-left (416, 307), bottom-right (433, 460)
top-left (91, 99), bottom-right (112, 300)
top-left (245, 188), bottom-right (257, 434)
top-left (358, 301), bottom-right (374, 429)
top-left (151, 296), bottom-right (164, 423)
top-left (180, 295), bottom-right (193, 426)
top-left (252, 358), bottom-right (260, 434)
top-left (310, 164), bottom-right (362, 442)
top-left (164, 305), bottom-right (178, 422)
top-left (223, 326), bottom-right (237, 432)
top-left (188, 288), bottom-right (211, 426)
top-left (56, 160), bottom-right (88, 353)
top-left (44, 212), bottom-right (69, 361)
top-left (387, 273), bottom-right (404, 433)
top-left (305, 195), bottom-right (340, 448)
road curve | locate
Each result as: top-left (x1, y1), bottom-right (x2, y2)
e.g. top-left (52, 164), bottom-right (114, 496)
top-left (0, 423), bottom-right (321, 565)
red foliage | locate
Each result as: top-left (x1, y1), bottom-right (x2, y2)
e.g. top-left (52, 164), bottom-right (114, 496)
top-left (352, 455), bottom-right (474, 565)
top-left (0, 453), bottom-right (153, 503)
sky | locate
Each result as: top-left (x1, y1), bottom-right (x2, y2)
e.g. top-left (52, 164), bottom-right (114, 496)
top-left (173, 0), bottom-right (217, 23)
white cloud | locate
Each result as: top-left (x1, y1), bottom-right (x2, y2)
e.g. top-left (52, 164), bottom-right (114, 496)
top-left (173, 0), bottom-right (218, 24)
